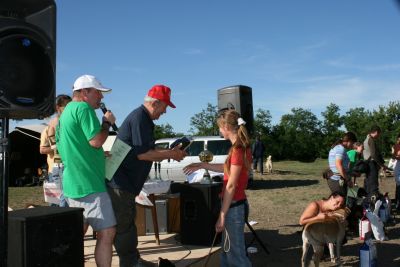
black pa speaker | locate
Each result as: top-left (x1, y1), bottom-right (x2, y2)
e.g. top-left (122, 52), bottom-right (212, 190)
top-left (0, 0), bottom-right (56, 119)
top-left (218, 85), bottom-right (254, 135)
top-left (8, 207), bottom-right (84, 267)
top-left (171, 183), bottom-right (222, 246)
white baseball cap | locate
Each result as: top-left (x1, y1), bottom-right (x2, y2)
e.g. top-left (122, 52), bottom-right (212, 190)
top-left (72, 74), bottom-right (112, 92)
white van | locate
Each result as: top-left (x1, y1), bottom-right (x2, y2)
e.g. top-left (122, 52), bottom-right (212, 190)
top-left (151, 136), bottom-right (231, 182)
top-left (104, 135), bottom-right (253, 183)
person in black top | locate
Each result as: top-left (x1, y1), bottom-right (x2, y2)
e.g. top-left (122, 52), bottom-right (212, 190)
top-left (252, 135), bottom-right (265, 174)
top-left (107, 85), bottom-right (186, 267)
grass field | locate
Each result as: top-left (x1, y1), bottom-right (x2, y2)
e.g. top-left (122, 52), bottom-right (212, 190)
top-left (7, 159), bottom-right (400, 266)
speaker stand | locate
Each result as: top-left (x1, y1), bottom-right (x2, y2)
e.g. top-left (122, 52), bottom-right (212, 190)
top-left (0, 118), bottom-right (9, 267)
top-left (245, 220), bottom-right (270, 255)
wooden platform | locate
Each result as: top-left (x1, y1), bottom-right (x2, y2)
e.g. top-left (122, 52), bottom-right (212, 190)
top-left (84, 227), bottom-right (220, 267)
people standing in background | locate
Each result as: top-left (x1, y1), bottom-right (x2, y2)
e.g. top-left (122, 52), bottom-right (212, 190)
top-left (107, 85), bottom-right (186, 267)
top-left (347, 142), bottom-right (364, 184)
top-left (327, 132), bottom-right (356, 196)
top-left (40, 94), bottom-right (72, 207)
top-left (184, 110), bottom-right (252, 267)
top-left (57, 74), bottom-right (116, 267)
top-left (391, 134), bottom-right (400, 210)
top-left (252, 135), bottom-right (265, 174)
top-left (363, 125), bottom-right (386, 197)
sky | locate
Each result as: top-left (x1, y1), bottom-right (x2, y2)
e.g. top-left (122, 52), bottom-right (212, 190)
top-left (13, 0), bottom-right (400, 134)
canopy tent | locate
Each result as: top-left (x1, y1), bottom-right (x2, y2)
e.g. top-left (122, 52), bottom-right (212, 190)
top-left (8, 124), bottom-right (47, 186)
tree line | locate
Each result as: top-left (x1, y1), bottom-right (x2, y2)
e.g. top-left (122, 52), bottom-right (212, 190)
top-left (154, 101), bottom-right (400, 162)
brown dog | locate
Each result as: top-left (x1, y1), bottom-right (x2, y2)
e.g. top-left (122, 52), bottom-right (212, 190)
top-left (301, 208), bottom-right (349, 267)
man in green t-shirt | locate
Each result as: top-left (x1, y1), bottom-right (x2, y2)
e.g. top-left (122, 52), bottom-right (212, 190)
top-left (57, 74), bottom-right (116, 267)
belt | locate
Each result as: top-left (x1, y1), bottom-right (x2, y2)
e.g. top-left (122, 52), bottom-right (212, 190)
top-left (229, 199), bottom-right (247, 209)
top-left (53, 163), bottom-right (64, 167)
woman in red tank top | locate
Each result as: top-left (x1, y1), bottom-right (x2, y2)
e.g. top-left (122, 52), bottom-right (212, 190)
top-left (183, 109), bottom-right (252, 267)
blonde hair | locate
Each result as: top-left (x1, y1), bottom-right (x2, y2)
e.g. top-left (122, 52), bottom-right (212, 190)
top-left (217, 109), bottom-right (251, 175)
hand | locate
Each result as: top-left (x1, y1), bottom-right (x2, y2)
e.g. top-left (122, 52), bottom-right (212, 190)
top-left (50, 144), bottom-right (57, 150)
top-left (316, 212), bottom-right (329, 221)
top-left (347, 180), bottom-right (354, 187)
top-left (171, 147), bottom-right (187, 161)
top-left (215, 213), bottom-right (225, 233)
top-left (183, 163), bottom-right (203, 175)
top-left (104, 151), bottom-right (111, 157)
top-left (103, 111), bottom-right (116, 125)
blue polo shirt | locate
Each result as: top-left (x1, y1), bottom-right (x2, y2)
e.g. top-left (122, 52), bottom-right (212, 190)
top-left (109, 105), bottom-right (155, 195)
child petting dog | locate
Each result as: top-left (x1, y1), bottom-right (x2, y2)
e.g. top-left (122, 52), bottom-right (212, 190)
top-left (299, 192), bottom-right (348, 267)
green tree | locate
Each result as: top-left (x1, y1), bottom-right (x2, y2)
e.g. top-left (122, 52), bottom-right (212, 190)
top-left (253, 108), bottom-right (272, 137)
top-left (371, 101), bottom-right (400, 156)
top-left (154, 123), bottom-right (177, 139)
top-left (189, 103), bottom-right (219, 136)
top-left (320, 103), bottom-right (344, 157)
top-left (272, 108), bottom-right (322, 161)
top-left (343, 107), bottom-right (372, 141)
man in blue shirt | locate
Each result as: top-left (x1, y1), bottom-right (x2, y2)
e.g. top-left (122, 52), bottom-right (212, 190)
top-left (107, 85), bottom-right (186, 267)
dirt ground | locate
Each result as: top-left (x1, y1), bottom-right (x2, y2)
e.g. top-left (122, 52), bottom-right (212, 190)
top-left (245, 160), bottom-right (400, 267)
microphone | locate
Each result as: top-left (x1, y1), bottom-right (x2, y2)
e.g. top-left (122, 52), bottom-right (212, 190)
top-left (100, 102), bottom-right (118, 132)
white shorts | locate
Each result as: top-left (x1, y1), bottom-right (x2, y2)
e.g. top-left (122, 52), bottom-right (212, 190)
top-left (66, 192), bottom-right (116, 231)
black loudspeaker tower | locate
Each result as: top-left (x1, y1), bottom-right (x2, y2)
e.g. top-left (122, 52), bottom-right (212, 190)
top-left (0, 0), bottom-right (56, 119)
top-left (8, 207), bottom-right (84, 267)
top-left (171, 183), bottom-right (222, 246)
top-left (218, 85), bottom-right (254, 135)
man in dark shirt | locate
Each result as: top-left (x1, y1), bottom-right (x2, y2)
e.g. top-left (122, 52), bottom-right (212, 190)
top-left (252, 135), bottom-right (266, 174)
top-left (107, 85), bottom-right (186, 267)
top-left (363, 125), bottom-right (385, 197)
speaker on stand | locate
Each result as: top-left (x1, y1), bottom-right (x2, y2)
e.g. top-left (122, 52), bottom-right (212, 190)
top-left (171, 182), bottom-right (222, 246)
top-left (217, 85), bottom-right (254, 136)
top-left (0, 1), bottom-right (57, 265)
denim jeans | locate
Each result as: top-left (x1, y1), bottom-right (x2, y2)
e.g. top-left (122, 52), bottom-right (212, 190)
top-left (220, 202), bottom-right (252, 267)
top-left (253, 157), bottom-right (263, 174)
top-left (48, 163), bottom-right (68, 207)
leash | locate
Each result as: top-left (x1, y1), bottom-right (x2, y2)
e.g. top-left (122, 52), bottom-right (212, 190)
top-left (204, 228), bottom-right (231, 267)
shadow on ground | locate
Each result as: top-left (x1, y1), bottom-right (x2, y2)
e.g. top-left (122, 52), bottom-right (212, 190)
top-left (245, 224), bottom-right (400, 267)
top-left (248, 179), bottom-right (319, 190)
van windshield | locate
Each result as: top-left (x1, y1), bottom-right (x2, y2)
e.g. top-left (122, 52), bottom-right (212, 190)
top-left (186, 141), bottom-right (204, 156)
top-left (208, 140), bottom-right (231, 155)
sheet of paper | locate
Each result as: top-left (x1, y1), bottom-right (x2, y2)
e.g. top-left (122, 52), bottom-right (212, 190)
top-left (105, 138), bottom-right (131, 180)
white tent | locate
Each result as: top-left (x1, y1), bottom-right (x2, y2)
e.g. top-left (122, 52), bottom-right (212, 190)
top-left (9, 124), bottom-right (47, 186)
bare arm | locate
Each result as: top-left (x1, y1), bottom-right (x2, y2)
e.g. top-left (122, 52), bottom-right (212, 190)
top-left (89, 111), bottom-right (116, 148)
top-left (183, 162), bottom-right (224, 175)
top-left (335, 158), bottom-right (347, 179)
top-left (299, 201), bottom-right (328, 225)
top-left (89, 122), bottom-right (110, 148)
top-left (40, 146), bottom-right (54, 155)
top-left (215, 164), bottom-right (242, 232)
top-left (137, 146), bottom-right (186, 162)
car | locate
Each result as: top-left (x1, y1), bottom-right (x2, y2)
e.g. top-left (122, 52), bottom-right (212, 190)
top-left (151, 136), bottom-right (231, 182)
top-left (104, 135), bottom-right (253, 184)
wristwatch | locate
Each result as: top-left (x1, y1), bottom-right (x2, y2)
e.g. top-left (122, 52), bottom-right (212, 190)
top-left (102, 121), bottom-right (111, 130)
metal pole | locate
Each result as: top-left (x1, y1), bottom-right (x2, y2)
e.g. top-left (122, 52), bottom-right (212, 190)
top-left (0, 118), bottom-right (9, 267)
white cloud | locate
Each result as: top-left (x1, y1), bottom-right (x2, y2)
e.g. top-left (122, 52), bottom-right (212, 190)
top-left (254, 77), bottom-right (400, 123)
top-left (326, 58), bottom-right (400, 72)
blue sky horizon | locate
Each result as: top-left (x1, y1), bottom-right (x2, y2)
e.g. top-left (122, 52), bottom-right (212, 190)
top-left (12, 0), bottom-right (400, 134)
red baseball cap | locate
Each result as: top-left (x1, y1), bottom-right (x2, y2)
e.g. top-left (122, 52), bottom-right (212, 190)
top-left (147, 85), bottom-right (176, 108)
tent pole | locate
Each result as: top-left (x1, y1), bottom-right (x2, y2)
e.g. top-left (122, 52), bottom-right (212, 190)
top-left (0, 118), bottom-right (9, 267)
